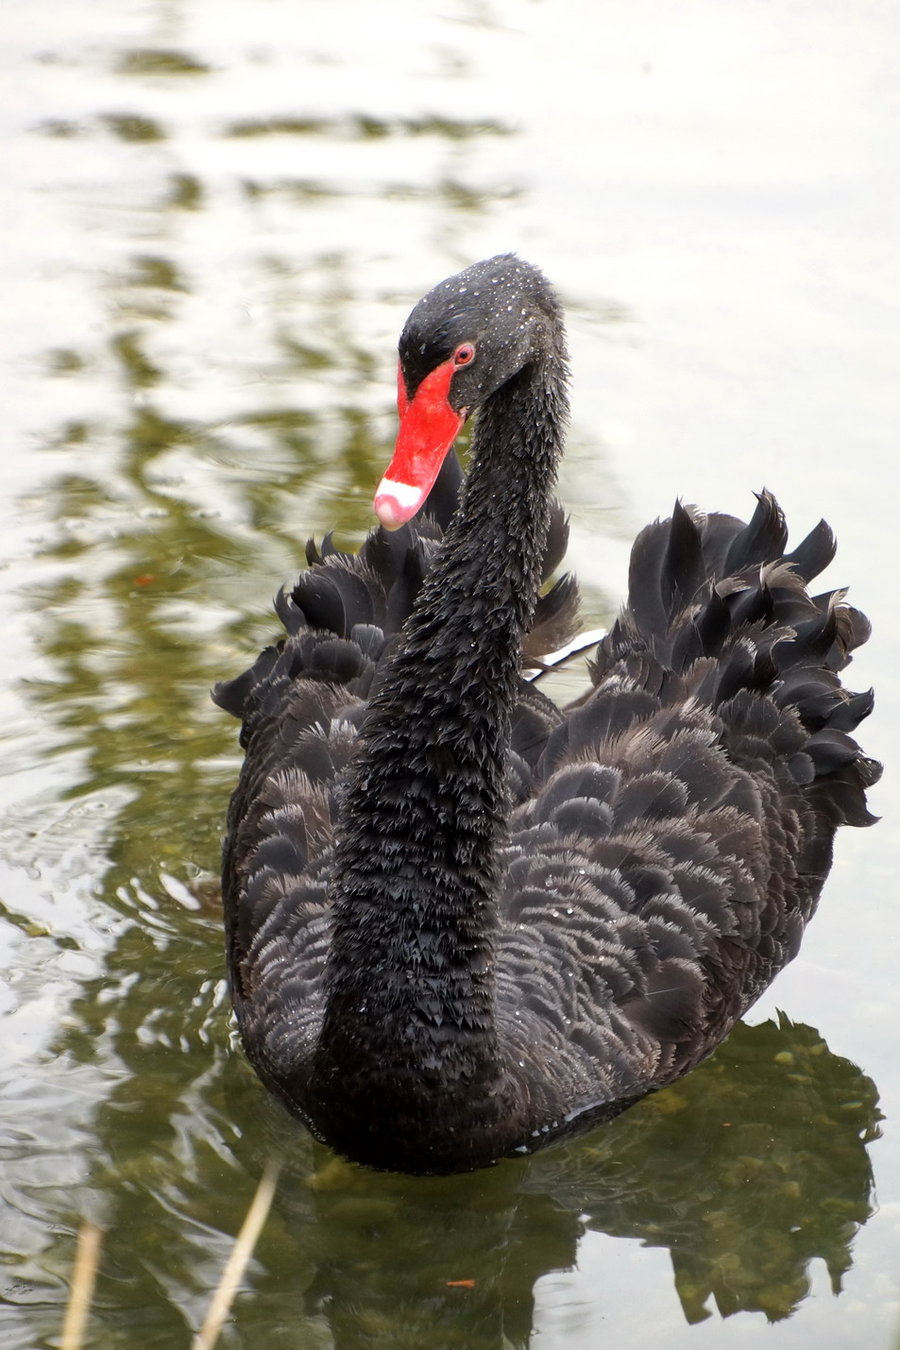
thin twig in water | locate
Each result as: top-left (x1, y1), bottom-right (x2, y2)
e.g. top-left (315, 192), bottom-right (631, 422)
top-left (192, 1158), bottom-right (281, 1350)
top-left (61, 1221), bottom-right (103, 1350)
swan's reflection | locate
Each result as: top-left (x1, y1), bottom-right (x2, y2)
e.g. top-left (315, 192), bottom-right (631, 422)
top-left (242, 1015), bottom-right (879, 1344)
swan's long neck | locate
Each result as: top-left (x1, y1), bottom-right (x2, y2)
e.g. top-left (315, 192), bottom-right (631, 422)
top-left (316, 354), bottom-right (568, 1102)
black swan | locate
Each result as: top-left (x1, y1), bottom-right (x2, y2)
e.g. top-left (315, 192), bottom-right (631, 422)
top-left (215, 255), bottom-right (879, 1175)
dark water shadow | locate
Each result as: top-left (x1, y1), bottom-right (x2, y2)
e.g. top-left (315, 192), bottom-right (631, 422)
top-left (211, 1015), bottom-right (880, 1347)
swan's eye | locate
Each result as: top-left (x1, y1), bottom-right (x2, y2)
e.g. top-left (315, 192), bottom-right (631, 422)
top-left (453, 343), bottom-right (475, 367)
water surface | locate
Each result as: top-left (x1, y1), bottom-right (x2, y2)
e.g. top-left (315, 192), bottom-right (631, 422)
top-left (1, 2), bottom-right (897, 1346)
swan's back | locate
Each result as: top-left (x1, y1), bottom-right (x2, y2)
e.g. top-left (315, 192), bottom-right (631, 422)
top-left (491, 491), bottom-right (878, 1133)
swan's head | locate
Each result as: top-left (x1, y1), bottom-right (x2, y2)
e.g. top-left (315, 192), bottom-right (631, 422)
top-left (374, 255), bottom-right (562, 529)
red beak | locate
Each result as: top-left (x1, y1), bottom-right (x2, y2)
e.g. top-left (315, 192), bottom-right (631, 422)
top-left (374, 359), bottom-right (464, 529)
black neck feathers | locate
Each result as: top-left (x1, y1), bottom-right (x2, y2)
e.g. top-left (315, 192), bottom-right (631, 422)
top-left (314, 345), bottom-right (569, 1130)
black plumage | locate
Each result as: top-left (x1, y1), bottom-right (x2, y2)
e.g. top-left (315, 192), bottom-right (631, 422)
top-left (214, 255), bottom-right (879, 1174)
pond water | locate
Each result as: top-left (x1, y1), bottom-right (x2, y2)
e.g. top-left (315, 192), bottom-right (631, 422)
top-left (1, 1), bottom-right (898, 1346)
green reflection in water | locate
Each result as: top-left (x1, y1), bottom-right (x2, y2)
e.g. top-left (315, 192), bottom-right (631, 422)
top-left (165, 172), bottom-right (204, 211)
top-left (100, 112), bottom-right (166, 143)
top-left (115, 49), bottom-right (212, 78)
top-left (26, 426), bottom-right (377, 891)
top-left (224, 114), bottom-right (515, 141)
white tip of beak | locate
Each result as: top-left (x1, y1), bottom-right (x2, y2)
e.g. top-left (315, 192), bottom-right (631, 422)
top-left (373, 477), bottom-right (426, 530)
